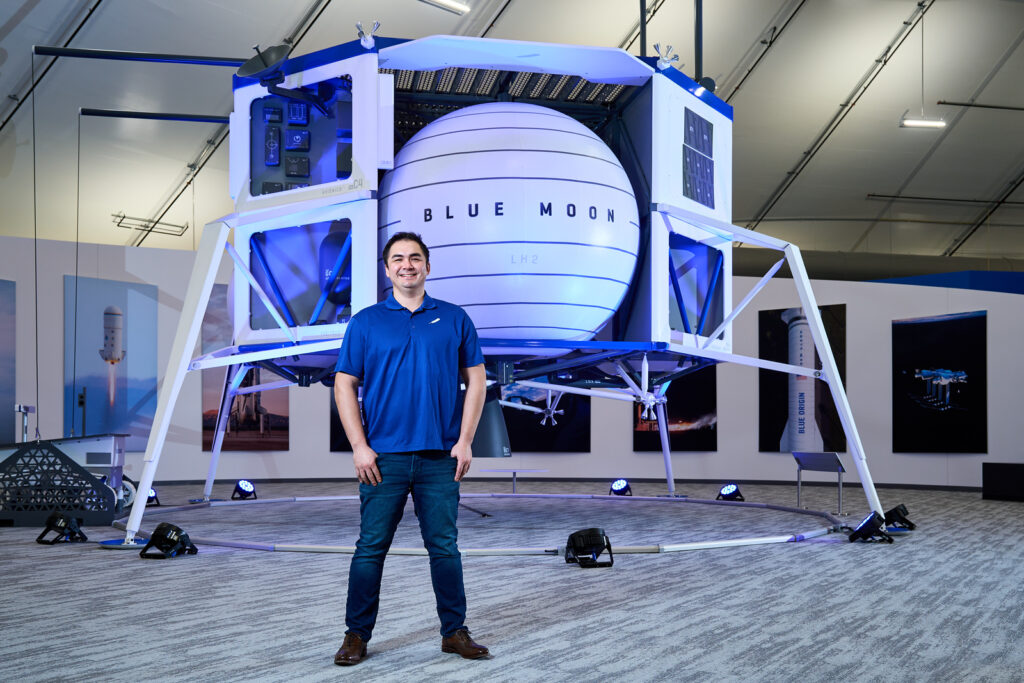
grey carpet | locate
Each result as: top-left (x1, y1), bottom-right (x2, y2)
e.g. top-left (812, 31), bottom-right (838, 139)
top-left (2, 479), bottom-right (1023, 682)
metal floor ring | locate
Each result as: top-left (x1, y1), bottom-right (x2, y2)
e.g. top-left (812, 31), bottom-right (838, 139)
top-left (110, 492), bottom-right (844, 556)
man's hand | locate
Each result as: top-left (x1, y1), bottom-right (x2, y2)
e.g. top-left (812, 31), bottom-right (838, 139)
top-left (451, 440), bottom-right (472, 482)
top-left (353, 444), bottom-right (381, 486)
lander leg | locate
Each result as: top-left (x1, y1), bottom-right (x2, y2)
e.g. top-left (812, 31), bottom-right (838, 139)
top-left (655, 400), bottom-right (677, 496)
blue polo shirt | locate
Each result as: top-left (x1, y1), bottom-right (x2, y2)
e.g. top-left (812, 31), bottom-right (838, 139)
top-left (334, 292), bottom-right (485, 453)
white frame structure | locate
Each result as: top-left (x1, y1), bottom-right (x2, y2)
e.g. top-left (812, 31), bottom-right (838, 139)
top-left (119, 34), bottom-right (884, 546)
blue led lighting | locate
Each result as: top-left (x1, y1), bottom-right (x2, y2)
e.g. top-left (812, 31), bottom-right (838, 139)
top-left (148, 488), bottom-right (157, 498)
top-left (238, 480), bottom-right (254, 493)
top-left (611, 479), bottom-right (628, 491)
top-left (720, 484), bottom-right (737, 496)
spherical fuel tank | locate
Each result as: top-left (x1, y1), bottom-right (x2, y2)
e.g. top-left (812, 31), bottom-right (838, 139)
top-left (378, 102), bottom-right (639, 342)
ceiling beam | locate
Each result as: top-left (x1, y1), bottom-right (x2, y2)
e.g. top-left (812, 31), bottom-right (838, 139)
top-left (937, 100), bottom-right (1024, 112)
top-left (944, 168), bottom-right (1024, 257)
top-left (723, 0), bottom-right (806, 104)
top-left (32, 45), bottom-right (246, 67)
top-left (866, 193), bottom-right (1024, 206)
top-left (0, 0), bottom-right (104, 136)
top-left (619, 0), bottom-right (668, 53)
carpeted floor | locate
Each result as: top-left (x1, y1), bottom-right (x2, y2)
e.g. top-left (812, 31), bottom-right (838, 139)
top-left (2, 479), bottom-right (1022, 682)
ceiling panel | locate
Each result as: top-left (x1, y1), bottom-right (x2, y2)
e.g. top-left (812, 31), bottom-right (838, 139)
top-left (0, 0), bottom-right (90, 117)
top-left (0, 0), bottom-right (1022, 270)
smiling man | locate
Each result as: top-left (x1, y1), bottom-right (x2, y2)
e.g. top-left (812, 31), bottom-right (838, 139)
top-left (332, 231), bottom-right (489, 665)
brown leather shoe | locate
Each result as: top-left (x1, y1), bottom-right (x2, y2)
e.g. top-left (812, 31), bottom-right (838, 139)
top-left (334, 632), bottom-right (367, 666)
top-left (441, 628), bottom-right (490, 659)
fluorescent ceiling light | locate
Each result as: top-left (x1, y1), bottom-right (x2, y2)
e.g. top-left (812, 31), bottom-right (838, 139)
top-left (418, 0), bottom-right (471, 15)
top-left (900, 16), bottom-right (945, 130)
top-left (899, 114), bottom-right (946, 129)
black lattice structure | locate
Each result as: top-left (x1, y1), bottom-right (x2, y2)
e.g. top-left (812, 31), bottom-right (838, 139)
top-left (0, 441), bottom-right (115, 527)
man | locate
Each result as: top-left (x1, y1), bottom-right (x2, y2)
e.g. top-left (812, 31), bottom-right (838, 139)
top-left (332, 231), bottom-right (490, 666)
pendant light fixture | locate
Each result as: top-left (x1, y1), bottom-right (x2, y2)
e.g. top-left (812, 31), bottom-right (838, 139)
top-left (900, 14), bottom-right (946, 129)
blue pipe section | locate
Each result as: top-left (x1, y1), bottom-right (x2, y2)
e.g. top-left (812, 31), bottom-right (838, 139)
top-left (308, 232), bottom-right (351, 325)
top-left (696, 250), bottom-right (724, 336)
top-left (249, 236), bottom-right (297, 328)
top-left (514, 349), bottom-right (632, 382)
top-left (668, 256), bottom-right (692, 334)
top-left (80, 108), bottom-right (228, 124)
top-left (257, 361), bottom-right (299, 384)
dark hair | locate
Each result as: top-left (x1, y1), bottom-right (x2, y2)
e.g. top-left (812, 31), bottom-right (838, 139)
top-left (383, 231), bottom-right (430, 263)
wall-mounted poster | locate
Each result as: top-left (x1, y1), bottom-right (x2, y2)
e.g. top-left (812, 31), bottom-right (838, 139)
top-left (892, 310), bottom-right (987, 453)
top-left (501, 385), bottom-right (590, 453)
top-left (759, 304), bottom-right (846, 453)
top-left (201, 284), bottom-right (289, 451)
top-left (634, 365), bottom-right (717, 452)
top-left (0, 279), bottom-right (15, 444)
top-left (63, 276), bottom-right (157, 451)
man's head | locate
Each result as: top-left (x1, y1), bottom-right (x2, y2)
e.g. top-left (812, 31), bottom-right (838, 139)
top-left (382, 232), bottom-right (430, 296)
top-left (383, 231), bottom-right (430, 264)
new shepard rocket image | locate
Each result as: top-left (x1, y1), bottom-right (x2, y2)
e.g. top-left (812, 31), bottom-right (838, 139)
top-left (759, 304), bottom-right (847, 453)
top-left (63, 276), bottom-right (157, 450)
top-left (99, 305), bottom-right (126, 406)
top-left (779, 308), bottom-right (821, 451)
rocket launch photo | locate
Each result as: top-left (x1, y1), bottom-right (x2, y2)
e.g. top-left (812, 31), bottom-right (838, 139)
top-left (62, 276), bottom-right (158, 451)
top-left (758, 304), bottom-right (847, 454)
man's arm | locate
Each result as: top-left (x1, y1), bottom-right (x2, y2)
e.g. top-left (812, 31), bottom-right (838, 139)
top-left (451, 363), bottom-right (486, 482)
top-left (334, 371), bottom-right (381, 486)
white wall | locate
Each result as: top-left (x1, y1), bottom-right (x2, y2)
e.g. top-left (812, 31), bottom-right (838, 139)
top-left (2, 234), bottom-right (1020, 497)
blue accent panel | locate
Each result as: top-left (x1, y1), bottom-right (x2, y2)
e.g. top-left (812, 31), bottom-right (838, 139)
top-left (480, 339), bottom-right (668, 351)
top-left (237, 338), bottom-right (668, 360)
top-left (875, 271), bottom-right (1024, 296)
top-left (234, 37), bottom-right (411, 90)
top-left (476, 325), bottom-right (596, 334)
top-left (638, 56), bottom-right (734, 121)
top-left (513, 349), bottom-right (633, 381)
top-left (669, 256), bottom-right (692, 334)
top-left (249, 236), bottom-right (297, 327)
top-left (237, 342), bottom-right (340, 355)
top-left (308, 232), bottom-right (352, 325)
top-left (696, 249), bottom-right (724, 335)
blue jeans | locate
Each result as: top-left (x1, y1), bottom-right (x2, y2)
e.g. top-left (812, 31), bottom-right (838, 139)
top-left (345, 451), bottom-right (465, 641)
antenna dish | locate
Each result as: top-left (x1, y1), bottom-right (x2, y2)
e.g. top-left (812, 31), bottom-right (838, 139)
top-left (236, 44), bottom-right (291, 80)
